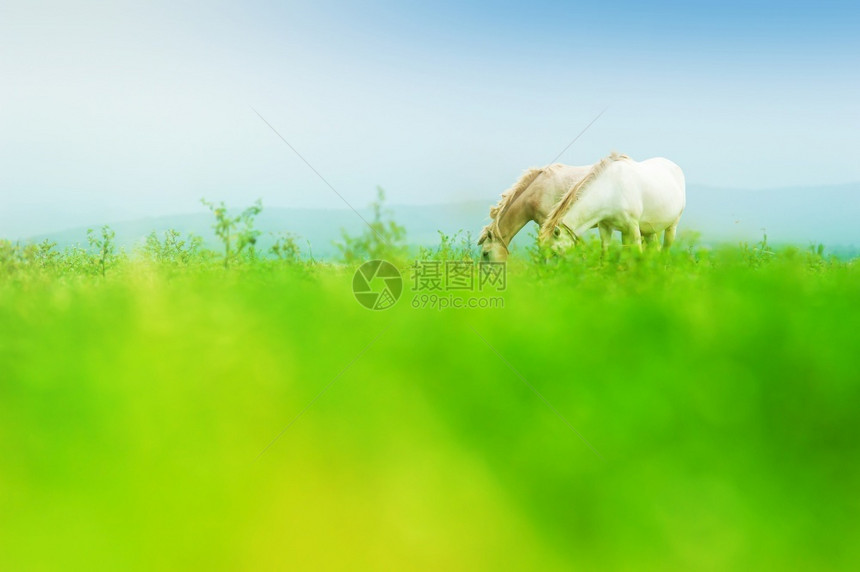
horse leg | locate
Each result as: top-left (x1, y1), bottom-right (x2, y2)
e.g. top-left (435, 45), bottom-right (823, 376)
top-left (643, 233), bottom-right (657, 249)
top-left (621, 223), bottom-right (642, 253)
top-left (663, 220), bottom-right (679, 250)
top-left (598, 223), bottom-right (612, 259)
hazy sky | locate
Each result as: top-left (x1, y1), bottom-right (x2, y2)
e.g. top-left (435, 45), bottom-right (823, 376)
top-left (2, 0), bottom-right (859, 236)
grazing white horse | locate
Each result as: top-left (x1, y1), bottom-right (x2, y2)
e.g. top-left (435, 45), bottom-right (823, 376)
top-left (539, 152), bottom-right (686, 254)
top-left (478, 163), bottom-right (592, 262)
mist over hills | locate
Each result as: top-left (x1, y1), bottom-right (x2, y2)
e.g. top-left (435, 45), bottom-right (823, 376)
top-left (20, 183), bottom-right (860, 258)
top-left (26, 202), bottom-right (490, 259)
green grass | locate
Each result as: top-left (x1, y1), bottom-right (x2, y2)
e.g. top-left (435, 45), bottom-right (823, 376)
top-left (1, 237), bottom-right (859, 570)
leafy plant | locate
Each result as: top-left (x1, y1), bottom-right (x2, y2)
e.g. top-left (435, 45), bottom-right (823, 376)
top-left (0, 240), bottom-right (27, 274)
top-left (740, 230), bottom-right (776, 268)
top-left (143, 229), bottom-right (206, 266)
top-left (87, 225), bottom-right (120, 277)
top-left (269, 232), bottom-right (303, 264)
top-left (334, 187), bottom-right (407, 264)
top-left (418, 230), bottom-right (478, 261)
top-left (201, 198), bottom-right (263, 268)
top-left (34, 239), bottom-right (59, 269)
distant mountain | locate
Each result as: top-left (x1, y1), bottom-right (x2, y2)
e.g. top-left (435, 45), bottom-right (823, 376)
top-left (683, 183), bottom-right (859, 248)
top-left (23, 183), bottom-right (860, 258)
top-left (27, 202), bottom-right (492, 259)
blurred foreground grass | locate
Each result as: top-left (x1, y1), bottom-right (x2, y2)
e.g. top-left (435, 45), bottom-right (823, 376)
top-left (1, 241), bottom-right (859, 570)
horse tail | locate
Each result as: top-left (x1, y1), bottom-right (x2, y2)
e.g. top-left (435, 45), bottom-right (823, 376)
top-left (538, 152), bottom-right (628, 242)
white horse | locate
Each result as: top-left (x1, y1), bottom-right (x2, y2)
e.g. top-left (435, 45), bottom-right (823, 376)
top-left (478, 164), bottom-right (592, 262)
top-left (538, 153), bottom-right (686, 254)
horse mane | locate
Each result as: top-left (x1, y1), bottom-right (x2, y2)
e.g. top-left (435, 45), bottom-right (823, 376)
top-left (479, 166), bottom-right (551, 243)
top-left (538, 152), bottom-right (630, 242)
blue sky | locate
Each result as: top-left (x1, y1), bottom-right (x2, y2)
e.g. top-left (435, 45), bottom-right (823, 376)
top-left (1, 0), bottom-right (858, 236)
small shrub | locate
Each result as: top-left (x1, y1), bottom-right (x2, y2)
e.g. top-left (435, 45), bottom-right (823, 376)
top-left (201, 198), bottom-right (263, 268)
top-left (87, 225), bottom-right (120, 277)
top-left (269, 232), bottom-right (303, 264)
top-left (143, 229), bottom-right (206, 265)
top-left (335, 187), bottom-right (407, 264)
top-left (418, 230), bottom-right (478, 261)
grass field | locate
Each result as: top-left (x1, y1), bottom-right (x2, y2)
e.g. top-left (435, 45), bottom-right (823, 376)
top-left (1, 230), bottom-right (859, 570)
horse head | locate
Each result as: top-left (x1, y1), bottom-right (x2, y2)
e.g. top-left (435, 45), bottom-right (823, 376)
top-left (478, 225), bottom-right (509, 262)
top-left (544, 223), bottom-right (577, 254)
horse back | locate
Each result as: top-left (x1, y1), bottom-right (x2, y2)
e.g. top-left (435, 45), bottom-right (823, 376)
top-left (617, 157), bottom-right (686, 226)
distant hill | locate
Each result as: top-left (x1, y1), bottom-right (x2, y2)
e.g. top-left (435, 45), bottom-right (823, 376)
top-left (24, 183), bottom-right (860, 258)
top-left (27, 202), bottom-right (492, 259)
top-left (683, 183), bottom-right (859, 249)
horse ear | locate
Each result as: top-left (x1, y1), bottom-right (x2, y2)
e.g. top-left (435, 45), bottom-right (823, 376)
top-left (477, 228), bottom-right (490, 245)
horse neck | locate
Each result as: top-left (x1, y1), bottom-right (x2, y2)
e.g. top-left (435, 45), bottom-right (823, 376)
top-left (496, 195), bottom-right (535, 246)
top-left (564, 182), bottom-right (606, 235)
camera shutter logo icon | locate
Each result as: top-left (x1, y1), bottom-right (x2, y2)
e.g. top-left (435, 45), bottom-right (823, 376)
top-left (352, 260), bottom-right (403, 310)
